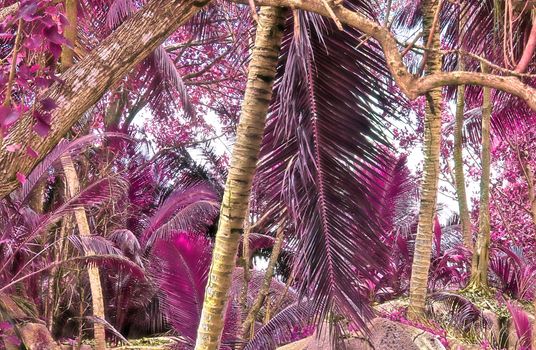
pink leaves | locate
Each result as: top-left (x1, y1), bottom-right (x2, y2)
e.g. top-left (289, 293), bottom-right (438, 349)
top-left (16, 172), bottom-right (26, 184)
top-left (0, 106), bottom-right (19, 135)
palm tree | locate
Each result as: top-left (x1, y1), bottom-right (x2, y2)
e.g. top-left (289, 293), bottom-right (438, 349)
top-left (59, 2), bottom-right (106, 347)
top-left (408, 0), bottom-right (443, 320)
top-left (468, 63), bottom-right (492, 291)
top-left (194, 6), bottom-right (285, 350)
top-left (453, 10), bottom-right (472, 250)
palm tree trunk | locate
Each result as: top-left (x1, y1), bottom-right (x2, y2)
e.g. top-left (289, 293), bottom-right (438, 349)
top-left (453, 84), bottom-right (472, 249)
top-left (240, 225), bottom-right (285, 340)
top-left (468, 63), bottom-right (492, 291)
top-left (407, 0), bottom-right (443, 320)
top-left (57, 3), bottom-right (107, 346)
top-left (194, 6), bottom-right (285, 350)
top-left (452, 13), bottom-right (472, 249)
top-left (61, 156), bottom-right (107, 350)
top-left (0, 0), bottom-right (210, 199)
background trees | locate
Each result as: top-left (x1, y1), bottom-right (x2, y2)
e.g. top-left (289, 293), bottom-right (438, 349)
top-left (1, 0), bottom-right (536, 349)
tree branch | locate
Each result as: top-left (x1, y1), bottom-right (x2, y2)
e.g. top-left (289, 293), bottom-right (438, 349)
top-left (0, 0), bottom-right (210, 199)
top-left (231, 0), bottom-right (536, 110)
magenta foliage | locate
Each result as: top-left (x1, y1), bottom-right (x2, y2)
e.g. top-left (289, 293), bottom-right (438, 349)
top-left (140, 180), bottom-right (220, 250)
top-left (489, 246), bottom-right (536, 301)
top-left (149, 233), bottom-right (213, 347)
top-left (505, 301), bottom-right (532, 350)
top-left (256, 1), bottom-right (401, 337)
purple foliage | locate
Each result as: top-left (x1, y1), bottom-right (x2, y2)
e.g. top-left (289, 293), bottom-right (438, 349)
top-left (506, 301), bottom-right (532, 350)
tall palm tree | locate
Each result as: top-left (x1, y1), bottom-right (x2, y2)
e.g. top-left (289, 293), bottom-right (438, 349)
top-left (194, 6), bottom-right (285, 350)
top-left (453, 10), bottom-right (472, 250)
top-left (468, 63), bottom-right (492, 291)
top-left (408, 0), bottom-right (443, 320)
top-left (59, 4), bottom-right (106, 347)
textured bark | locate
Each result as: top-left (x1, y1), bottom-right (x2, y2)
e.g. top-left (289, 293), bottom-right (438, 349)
top-left (469, 63), bottom-right (492, 291)
top-left (0, 0), bottom-right (210, 199)
top-left (61, 156), bottom-right (107, 350)
top-left (407, 0), bottom-right (442, 321)
top-left (453, 17), bottom-right (472, 250)
top-left (0, 3), bottom-right (18, 25)
top-left (453, 83), bottom-right (472, 249)
top-left (240, 225), bottom-right (285, 340)
top-left (514, 10), bottom-right (536, 73)
top-left (60, 0), bottom-right (78, 70)
top-left (58, 1), bottom-right (106, 347)
top-left (194, 6), bottom-right (285, 350)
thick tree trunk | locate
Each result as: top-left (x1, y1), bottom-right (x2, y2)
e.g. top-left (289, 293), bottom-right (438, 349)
top-left (61, 156), bottom-right (107, 350)
top-left (194, 6), bottom-right (284, 350)
top-left (468, 63), bottom-right (492, 291)
top-left (0, 0), bottom-right (210, 199)
top-left (407, 0), bottom-right (442, 320)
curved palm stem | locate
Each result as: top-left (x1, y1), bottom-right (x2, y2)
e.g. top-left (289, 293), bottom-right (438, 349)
top-left (453, 12), bottom-right (472, 250)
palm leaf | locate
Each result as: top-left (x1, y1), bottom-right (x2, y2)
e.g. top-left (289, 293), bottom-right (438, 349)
top-left (257, 3), bottom-right (398, 339)
top-left (141, 181), bottom-right (219, 250)
top-left (243, 301), bottom-right (312, 350)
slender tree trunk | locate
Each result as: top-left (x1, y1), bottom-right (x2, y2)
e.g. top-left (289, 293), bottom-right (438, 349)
top-left (453, 84), bottom-right (472, 249)
top-left (194, 6), bottom-right (285, 350)
top-left (407, 0), bottom-right (443, 320)
top-left (452, 13), bottom-right (472, 249)
top-left (468, 63), bottom-right (492, 291)
top-left (0, 0), bottom-right (210, 199)
top-left (240, 225), bottom-right (285, 340)
top-left (61, 156), bottom-right (107, 350)
top-left (59, 1), bottom-right (106, 347)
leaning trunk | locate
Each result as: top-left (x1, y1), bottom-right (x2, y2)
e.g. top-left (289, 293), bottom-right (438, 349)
top-left (468, 63), bottom-right (492, 291)
top-left (194, 6), bottom-right (284, 350)
top-left (61, 156), bottom-right (107, 350)
top-left (407, 0), bottom-right (443, 320)
top-left (0, 0), bottom-right (210, 199)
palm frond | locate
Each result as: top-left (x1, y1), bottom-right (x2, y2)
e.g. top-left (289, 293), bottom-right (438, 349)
top-left (243, 301), bottom-right (313, 350)
top-left (257, 4), bottom-right (398, 337)
top-left (506, 301), bottom-right (532, 350)
top-left (428, 292), bottom-right (488, 333)
top-left (141, 181), bottom-right (219, 250)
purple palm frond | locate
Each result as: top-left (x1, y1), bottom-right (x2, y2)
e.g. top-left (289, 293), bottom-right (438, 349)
top-left (243, 301), bottom-right (313, 350)
top-left (428, 292), bottom-right (488, 333)
top-left (140, 181), bottom-right (219, 250)
top-left (149, 233), bottom-right (211, 346)
top-left (68, 235), bottom-right (124, 256)
top-left (4, 176), bottom-right (128, 267)
top-left (149, 233), bottom-right (239, 348)
top-left (12, 133), bottom-right (132, 207)
top-left (506, 301), bottom-right (532, 350)
top-left (489, 247), bottom-right (536, 301)
top-left (258, 4), bottom-right (399, 337)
